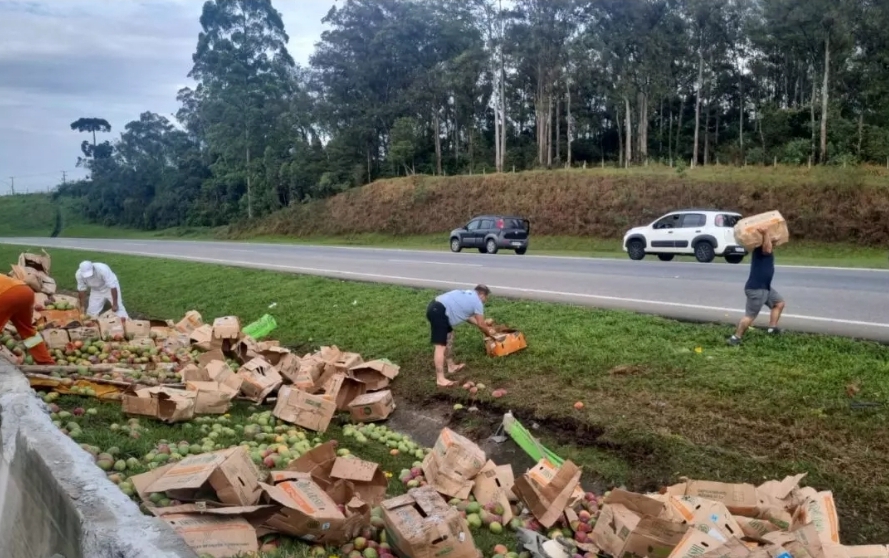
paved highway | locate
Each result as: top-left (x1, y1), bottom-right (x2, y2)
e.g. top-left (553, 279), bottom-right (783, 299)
top-left (2, 237), bottom-right (887, 342)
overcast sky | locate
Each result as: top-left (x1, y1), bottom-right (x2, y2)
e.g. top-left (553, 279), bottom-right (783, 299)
top-left (0, 0), bottom-right (332, 194)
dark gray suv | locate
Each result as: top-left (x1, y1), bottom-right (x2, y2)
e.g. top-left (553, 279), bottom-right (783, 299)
top-left (449, 215), bottom-right (530, 255)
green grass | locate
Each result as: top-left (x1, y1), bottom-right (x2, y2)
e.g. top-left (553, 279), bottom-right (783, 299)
top-left (0, 193), bottom-right (57, 236)
top-left (5, 244), bottom-right (889, 545)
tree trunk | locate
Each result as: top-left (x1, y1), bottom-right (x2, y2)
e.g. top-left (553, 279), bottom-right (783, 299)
top-left (704, 100), bottom-right (711, 166)
top-left (500, 61), bottom-right (507, 171)
top-left (434, 110), bottom-right (442, 175)
top-left (616, 107), bottom-right (624, 167)
top-left (566, 78), bottom-right (573, 167)
top-left (637, 91), bottom-right (647, 165)
top-left (810, 63), bottom-right (817, 164)
top-left (857, 111), bottom-right (864, 157)
top-left (692, 41), bottom-right (704, 168)
top-left (819, 35), bottom-right (830, 164)
top-left (547, 94), bottom-right (554, 167)
top-left (555, 97), bottom-right (561, 163)
top-left (659, 97), bottom-right (664, 157)
top-left (494, 79), bottom-right (502, 172)
top-left (245, 129), bottom-right (252, 219)
top-left (738, 64), bottom-right (744, 155)
top-left (676, 95), bottom-right (685, 163)
top-left (668, 107), bottom-right (674, 165)
top-left (714, 109), bottom-right (720, 161)
top-left (624, 96), bottom-right (633, 168)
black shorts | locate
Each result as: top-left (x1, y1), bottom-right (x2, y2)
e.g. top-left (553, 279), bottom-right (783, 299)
top-left (426, 300), bottom-right (452, 346)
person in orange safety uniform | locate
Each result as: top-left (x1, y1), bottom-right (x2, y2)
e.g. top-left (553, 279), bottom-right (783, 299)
top-left (0, 274), bottom-right (55, 365)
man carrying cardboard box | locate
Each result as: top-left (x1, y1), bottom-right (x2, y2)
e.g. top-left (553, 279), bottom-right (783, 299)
top-left (426, 285), bottom-right (496, 387)
top-left (76, 261), bottom-right (129, 324)
top-left (728, 228), bottom-right (785, 345)
top-left (0, 274), bottom-right (55, 364)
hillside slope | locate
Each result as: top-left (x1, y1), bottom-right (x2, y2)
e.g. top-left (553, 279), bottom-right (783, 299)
top-left (231, 166), bottom-right (889, 246)
top-left (0, 193), bottom-right (59, 237)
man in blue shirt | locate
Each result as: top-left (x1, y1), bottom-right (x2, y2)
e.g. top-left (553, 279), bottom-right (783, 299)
top-left (728, 228), bottom-right (786, 345)
top-left (426, 285), bottom-right (496, 387)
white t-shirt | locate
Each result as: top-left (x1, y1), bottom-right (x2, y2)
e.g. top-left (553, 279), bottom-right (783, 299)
top-left (76, 262), bottom-right (120, 292)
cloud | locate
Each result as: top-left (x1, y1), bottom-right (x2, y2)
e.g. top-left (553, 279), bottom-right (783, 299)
top-left (0, 0), bottom-right (332, 193)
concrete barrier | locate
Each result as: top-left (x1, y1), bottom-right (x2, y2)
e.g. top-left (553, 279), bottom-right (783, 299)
top-left (0, 360), bottom-right (197, 558)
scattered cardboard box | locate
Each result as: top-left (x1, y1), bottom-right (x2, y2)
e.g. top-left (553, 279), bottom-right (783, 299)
top-left (660, 495), bottom-right (745, 542)
top-left (204, 360), bottom-right (244, 393)
top-left (287, 442), bottom-right (388, 507)
top-left (189, 324), bottom-right (214, 352)
top-left (260, 473), bottom-right (369, 544)
top-left (734, 210), bottom-right (790, 250)
top-left (99, 315), bottom-right (125, 339)
top-left (591, 489), bottom-right (689, 558)
top-left (513, 459), bottom-right (583, 529)
top-left (236, 357), bottom-right (283, 403)
top-left (175, 310), bottom-right (203, 334)
top-left (273, 385), bottom-right (337, 433)
top-left (18, 250), bottom-right (51, 275)
top-left (333, 374), bottom-right (368, 411)
top-left (131, 447), bottom-right (264, 507)
top-left (10, 264), bottom-right (42, 292)
top-left (125, 319), bottom-right (151, 339)
top-left (668, 526), bottom-right (726, 558)
top-left (211, 316), bottom-right (241, 348)
top-left (792, 488), bottom-right (840, 546)
top-left (349, 359), bottom-right (400, 391)
top-left (67, 325), bottom-right (101, 342)
top-left (40, 309), bottom-right (82, 328)
top-left (472, 460), bottom-right (516, 523)
top-left (186, 380), bottom-right (238, 414)
top-left (667, 479), bottom-right (760, 517)
top-left (348, 390), bottom-right (395, 422)
top-left (526, 458), bottom-right (585, 508)
top-left (158, 513), bottom-right (260, 558)
top-left (121, 386), bottom-right (196, 423)
top-left (382, 486), bottom-right (478, 558)
top-left (422, 428), bottom-right (487, 500)
top-left (41, 328), bottom-right (70, 350)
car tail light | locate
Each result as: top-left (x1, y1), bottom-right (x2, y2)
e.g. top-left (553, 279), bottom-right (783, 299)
top-left (496, 219), bottom-right (504, 229)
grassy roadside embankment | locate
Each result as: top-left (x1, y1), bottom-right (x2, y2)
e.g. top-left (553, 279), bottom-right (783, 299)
top-left (4, 244), bottom-right (889, 544)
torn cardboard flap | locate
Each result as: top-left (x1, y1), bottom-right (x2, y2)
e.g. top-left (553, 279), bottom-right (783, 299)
top-left (203, 360), bottom-right (244, 393)
top-left (186, 381), bottom-right (238, 414)
top-left (121, 386), bottom-right (195, 423)
top-left (332, 374), bottom-right (368, 411)
top-left (329, 456), bottom-right (388, 506)
top-left (472, 460), bottom-right (516, 523)
top-left (668, 526), bottom-right (726, 558)
top-left (189, 324), bottom-right (214, 352)
top-left (527, 458), bottom-right (586, 508)
top-left (791, 490), bottom-right (840, 546)
top-left (668, 479), bottom-right (760, 517)
top-left (513, 459), bottom-right (582, 529)
top-left (136, 447), bottom-right (264, 507)
top-left (18, 250), bottom-right (51, 275)
top-left (348, 390), bottom-right (395, 422)
top-left (381, 486), bottom-right (478, 558)
top-left (349, 359), bottom-right (399, 391)
top-left (273, 385), bottom-right (336, 433)
top-left (293, 357), bottom-right (326, 392)
top-left (662, 495), bottom-right (745, 542)
top-left (236, 357), bottom-right (283, 403)
top-left (735, 516), bottom-right (783, 539)
top-left (592, 500), bottom-right (689, 558)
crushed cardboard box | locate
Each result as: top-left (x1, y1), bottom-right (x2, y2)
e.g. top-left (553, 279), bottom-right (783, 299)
top-left (236, 357), bottom-right (283, 403)
top-left (422, 427), bottom-right (487, 500)
top-left (514, 459), bottom-right (583, 529)
top-left (591, 489), bottom-right (689, 558)
top-left (185, 380), bottom-right (238, 414)
top-left (130, 447), bottom-right (264, 507)
top-left (667, 479), bottom-right (760, 517)
top-left (18, 250), bottom-right (51, 275)
top-left (260, 473), bottom-right (369, 544)
top-left (273, 384), bottom-right (337, 433)
top-left (121, 386), bottom-right (195, 423)
top-left (286, 441), bottom-right (388, 506)
top-left (382, 486), bottom-right (478, 558)
top-left (472, 460), bottom-right (516, 523)
top-left (150, 504), bottom-right (275, 558)
top-left (349, 359), bottom-right (400, 391)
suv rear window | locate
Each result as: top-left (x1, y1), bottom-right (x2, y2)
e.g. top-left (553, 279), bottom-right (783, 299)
top-left (499, 218), bottom-right (528, 230)
top-left (715, 214), bottom-right (740, 227)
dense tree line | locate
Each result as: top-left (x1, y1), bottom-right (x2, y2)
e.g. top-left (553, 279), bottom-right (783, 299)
top-left (57, 0), bottom-right (889, 230)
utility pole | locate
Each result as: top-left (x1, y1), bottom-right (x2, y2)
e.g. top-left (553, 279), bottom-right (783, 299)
top-left (8, 176), bottom-right (13, 195)
top-left (61, 171), bottom-right (67, 185)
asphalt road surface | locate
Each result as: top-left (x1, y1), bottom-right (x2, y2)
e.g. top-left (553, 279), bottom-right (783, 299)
top-left (2, 237), bottom-right (887, 342)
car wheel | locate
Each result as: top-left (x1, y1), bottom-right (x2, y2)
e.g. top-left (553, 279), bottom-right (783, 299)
top-left (485, 239), bottom-right (499, 255)
top-left (478, 247), bottom-right (487, 254)
top-left (627, 239), bottom-right (646, 261)
top-left (694, 241), bottom-right (716, 263)
top-left (657, 254), bottom-right (674, 262)
top-left (725, 254), bottom-right (744, 264)
top-left (515, 247), bottom-right (527, 255)
top-left (449, 238), bottom-right (462, 253)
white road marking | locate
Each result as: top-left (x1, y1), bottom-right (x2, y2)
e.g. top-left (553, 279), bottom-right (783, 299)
top-left (387, 258), bottom-right (481, 267)
top-left (36, 244), bottom-right (889, 331)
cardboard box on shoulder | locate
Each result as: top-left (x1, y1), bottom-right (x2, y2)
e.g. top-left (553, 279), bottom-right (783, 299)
top-left (381, 486), bottom-right (477, 558)
top-left (10, 264), bottom-right (42, 293)
top-left (129, 446), bottom-right (264, 507)
top-left (421, 427), bottom-right (487, 500)
top-left (273, 385), bottom-right (336, 433)
top-left (733, 211), bottom-right (790, 251)
top-left (348, 390), bottom-right (395, 422)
